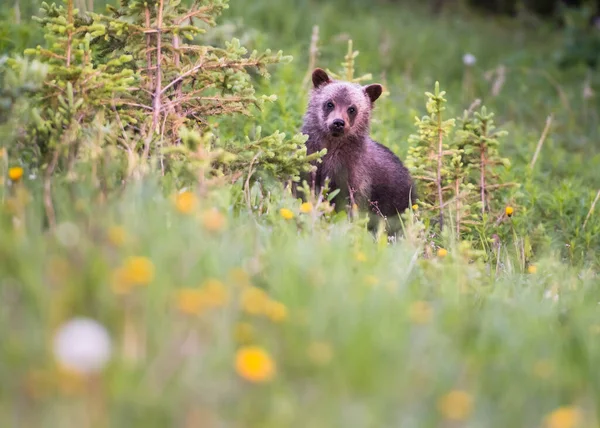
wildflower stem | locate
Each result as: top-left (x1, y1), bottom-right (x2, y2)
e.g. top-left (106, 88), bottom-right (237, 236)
top-left (582, 189), bottom-right (600, 230)
top-left (529, 114), bottom-right (552, 170)
top-left (302, 25), bottom-right (320, 88)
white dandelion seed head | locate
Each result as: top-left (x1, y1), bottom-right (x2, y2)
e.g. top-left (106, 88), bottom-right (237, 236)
top-left (463, 53), bottom-right (477, 66)
top-left (53, 317), bottom-right (112, 374)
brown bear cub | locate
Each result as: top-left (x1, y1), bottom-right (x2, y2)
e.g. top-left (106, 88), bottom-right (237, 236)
top-left (299, 68), bottom-right (416, 233)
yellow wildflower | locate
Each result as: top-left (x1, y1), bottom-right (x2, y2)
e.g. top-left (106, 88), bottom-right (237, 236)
top-left (412, 204), bottom-right (419, 211)
top-left (111, 256), bottom-right (155, 294)
top-left (437, 248), bottom-right (448, 258)
top-left (279, 208), bottom-right (294, 220)
top-left (528, 265), bottom-right (538, 274)
top-left (437, 390), bottom-right (474, 421)
top-left (174, 191), bottom-right (197, 214)
top-left (202, 208), bottom-right (226, 232)
top-left (544, 406), bottom-right (581, 428)
top-left (408, 300), bottom-right (433, 325)
top-left (201, 278), bottom-right (229, 307)
top-left (307, 341), bottom-right (333, 366)
top-left (264, 300), bottom-right (288, 323)
top-left (122, 256), bottom-right (155, 285)
top-left (533, 359), bottom-right (554, 379)
top-left (235, 346), bottom-right (276, 383)
top-left (300, 202), bottom-right (313, 213)
top-left (365, 275), bottom-right (379, 287)
top-left (355, 251), bottom-right (367, 262)
top-left (505, 206), bottom-right (514, 217)
top-left (234, 322), bottom-right (254, 344)
top-left (240, 286), bottom-right (270, 315)
top-left (176, 279), bottom-right (228, 315)
top-left (176, 288), bottom-right (207, 315)
top-left (107, 225), bottom-right (127, 247)
top-left (8, 166), bottom-right (24, 182)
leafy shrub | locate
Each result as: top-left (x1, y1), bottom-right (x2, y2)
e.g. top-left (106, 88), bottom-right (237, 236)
top-left (4, 0), bottom-right (321, 225)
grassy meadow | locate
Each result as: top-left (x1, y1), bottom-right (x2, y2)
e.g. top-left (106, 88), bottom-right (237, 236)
top-left (1, 0), bottom-right (600, 427)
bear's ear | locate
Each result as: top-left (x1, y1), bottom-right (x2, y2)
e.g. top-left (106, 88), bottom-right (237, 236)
top-left (312, 68), bottom-right (331, 89)
top-left (364, 84), bottom-right (383, 104)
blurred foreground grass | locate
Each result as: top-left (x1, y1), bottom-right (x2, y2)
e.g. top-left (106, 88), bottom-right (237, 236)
top-left (1, 175), bottom-right (600, 427)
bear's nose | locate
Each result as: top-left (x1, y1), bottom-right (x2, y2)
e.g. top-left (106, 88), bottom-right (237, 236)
top-left (332, 119), bottom-right (345, 129)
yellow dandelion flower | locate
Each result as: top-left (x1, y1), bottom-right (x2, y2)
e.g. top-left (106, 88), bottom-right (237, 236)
top-left (233, 322), bottom-right (254, 344)
top-left (355, 251), bottom-right (367, 262)
top-left (408, 300), bottom-right (433, 325)
top-left (123, 256), bottom-right (155, 285)
top-left (174, 191), bottom-right (197, 214)
top-left (437, 390), bottom-right (474, 421)
top-left (279, 208), bottom-right (294, 220)
top-left (437, 248), bottom-right (448, 258)
top-left (300, 202), bottom-right (313, 213)
top-left (264, 300), bottom-right (288, 323)
top-left (240, 286), bottom-right (270, 315)
top-left (8, 166), bottom-right (24, 182)
top-left (107, 225), bottom-right (127, 247)
top-left (112, 256), bottom-right (155, 294)
top-left (505, 206), bottom-right (514, 217)
top-left (533, 359), bottom-right (554, 379)
top-left (235, 346), bottom-right (276, 383)
top-left (307, 341), bottom-right (333, 366)
top-left (364, 275), bottom-right (379, 287)
top-left (202, 208), bottom-right (226, 232)
top-left (544, 406), bottom-right (581, 428)
top-left (412, 204), bottom-right (419, 211)
top-left (528, 265), bottom-right (537, 274)
top-left (176, 288), bottom-right (207, 315)
top-left (201, 278), bottom-right (229, 307)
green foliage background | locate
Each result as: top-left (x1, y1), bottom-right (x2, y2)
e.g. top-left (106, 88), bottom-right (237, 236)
top-left (1, 0), bottom-right (600, 426)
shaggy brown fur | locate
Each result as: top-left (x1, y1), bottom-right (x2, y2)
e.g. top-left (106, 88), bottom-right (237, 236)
top-left (299, 68), bottom-right (416, 233)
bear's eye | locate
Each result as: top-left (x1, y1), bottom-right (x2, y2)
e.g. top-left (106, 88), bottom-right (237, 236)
top-left (326, 101), bottom-right (334, 109)
top-left (348, 107), bottom-right (356, 115)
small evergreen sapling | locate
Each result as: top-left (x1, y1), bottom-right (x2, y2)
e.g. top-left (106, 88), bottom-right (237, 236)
top-left (12, 0), bottom-right (320, 222)
top-left (406, 82), bottom-right (457, 231)
top-left (407, 83), bottom-right (514, 246)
